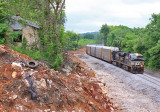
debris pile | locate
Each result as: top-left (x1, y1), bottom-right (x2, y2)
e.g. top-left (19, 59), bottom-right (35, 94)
top-left (0, 45), bottom-right (118, 111)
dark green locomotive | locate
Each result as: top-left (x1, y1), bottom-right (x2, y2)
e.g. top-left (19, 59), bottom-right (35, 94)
top-left (112, 51), bottom-right (144, 74)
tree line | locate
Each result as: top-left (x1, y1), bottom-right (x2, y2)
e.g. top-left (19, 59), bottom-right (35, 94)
top-left (81, 14), bottom-right (160, 70)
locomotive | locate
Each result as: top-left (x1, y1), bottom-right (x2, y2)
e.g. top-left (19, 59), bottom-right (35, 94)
top-left (86, 45), bottom-right (144, 74)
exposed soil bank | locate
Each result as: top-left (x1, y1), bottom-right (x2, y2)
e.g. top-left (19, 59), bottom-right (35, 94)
top-left (0, 45), bottom-right (118, 112)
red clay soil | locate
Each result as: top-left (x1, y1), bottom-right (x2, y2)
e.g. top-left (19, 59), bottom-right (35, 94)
top-left (0, 45), bottom-right (119, 112)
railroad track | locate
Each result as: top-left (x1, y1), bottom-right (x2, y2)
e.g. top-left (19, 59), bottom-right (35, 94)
top-left (136, 73), bottom-right (160, 88)
top-left (81, 54), bottom-right (160, 88)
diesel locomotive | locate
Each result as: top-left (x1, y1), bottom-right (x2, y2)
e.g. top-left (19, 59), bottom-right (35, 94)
top-left (86, 45), bottom-right (144, 74)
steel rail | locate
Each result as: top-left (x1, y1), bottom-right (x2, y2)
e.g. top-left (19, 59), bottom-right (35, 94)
top-left (136, 74), bottom-right (160, 87)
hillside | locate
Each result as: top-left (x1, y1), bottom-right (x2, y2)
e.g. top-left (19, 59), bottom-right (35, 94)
top-left (80, 32), bottom-right (99, 36)
top-left (0, 45), bottom-right (119, 111)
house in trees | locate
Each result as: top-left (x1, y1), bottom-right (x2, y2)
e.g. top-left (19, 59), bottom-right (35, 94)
top-left (6, 15), bottom-right (40, 47)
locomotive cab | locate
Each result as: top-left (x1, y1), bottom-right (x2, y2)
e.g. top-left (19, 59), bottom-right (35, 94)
top-left (130, 53), bottom-right (144, 61)
top-left (130, 53), bottom-right (144, 74)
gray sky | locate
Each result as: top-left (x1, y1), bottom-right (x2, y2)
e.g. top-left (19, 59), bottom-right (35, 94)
top-left (65, 0), bottom-right (160, 33)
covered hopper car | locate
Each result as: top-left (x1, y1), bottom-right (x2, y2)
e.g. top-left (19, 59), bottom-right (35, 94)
top-left (86, 45), bottom-right (144, 74)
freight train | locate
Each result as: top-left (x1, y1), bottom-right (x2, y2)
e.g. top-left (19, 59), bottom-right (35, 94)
top-left (86, 45), bottom-right (144, 74)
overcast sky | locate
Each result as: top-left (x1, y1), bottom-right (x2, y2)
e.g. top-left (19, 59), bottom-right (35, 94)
top-left (65, 0), bottom-right (160, 33)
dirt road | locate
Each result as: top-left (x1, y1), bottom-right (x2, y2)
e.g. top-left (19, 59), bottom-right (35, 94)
top-left (77, 53), bottom-right (160, 112)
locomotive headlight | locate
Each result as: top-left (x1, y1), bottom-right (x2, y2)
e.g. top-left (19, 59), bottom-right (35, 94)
top-left (141, 64), bottom-right (143, 67)
top-left (141, 63), bottom-right (144, 67)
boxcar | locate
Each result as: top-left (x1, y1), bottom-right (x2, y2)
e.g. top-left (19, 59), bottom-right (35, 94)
top-left (86, 45), bottom-right (119, 62)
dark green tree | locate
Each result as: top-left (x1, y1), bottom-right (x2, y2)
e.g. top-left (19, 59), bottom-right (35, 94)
top-left (83, 33), bottom-right (95, 39)
top-left (100, 24), bottom-right (109, 46)
top-left (148, 40), bottom-right (160, 69)
top-left (0, 2), bottom-right (8, 45)
top-left (65, 31), bottom-right (81, 50)
top-left (95, 33), bottom-right (103, 44)
top-left (144, 13), bottom-right (160, 70)
top-left (108, 25), bottom-right (133, 48)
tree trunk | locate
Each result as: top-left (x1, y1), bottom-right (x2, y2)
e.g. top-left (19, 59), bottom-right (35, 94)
top-left (104, 36), bottom-right (107, 46)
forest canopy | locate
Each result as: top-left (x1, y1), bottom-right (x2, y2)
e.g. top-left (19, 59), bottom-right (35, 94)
top-left (80, 13), bottom-right (160, 70)
top-left (97, 13), bottom-right (160, 70)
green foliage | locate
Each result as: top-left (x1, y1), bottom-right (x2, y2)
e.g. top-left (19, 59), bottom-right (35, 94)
top-left (121, 33), bottom-right (137, 52)
top-left (98, 14), bottom-right (160, 70)
top-left (79, 39), bottom-right (96, 46)
top-left (143, 13), bottom-right (160, 70)
top-left (5, 0), bottom-right (66, 70)
top-left (100, 24), bottom-right (109, 36)
top-left (6, 29), bottom-right (22, 45)
top-left (0, 2), bottom-right (8, 23)
top-left (52, 53), bottom-right (63, 70)
top-left (13, 46), bottom-right (42, 60)
top-left (64, 31), bottom-right (81, 51)
top-left (0, 2), bottom-right (9, 45)
top-left (148, 40), bottom-right (160, 70)
top-left (12, 37), bottom-right (42, 59)
top-left (107, 25), bottom-right (133, 48)
top-left (100, 24), bottom-right (110, 46)
top-left (83, 33), bottom-right (95, 39)
top-left (1, 0), bottom-right (159, 70)
top-left (22, 37), bottom-right (27, 49)
top-left (94, 33), bottom-right (103, 44)
top-left (0, 23), bottom-right (8, 45)
top-left (64, 31), bottom-right (97, 50)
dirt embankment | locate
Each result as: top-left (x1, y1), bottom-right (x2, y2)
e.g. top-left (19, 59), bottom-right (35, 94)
top-left (0, 45), bottom-right (119, 112)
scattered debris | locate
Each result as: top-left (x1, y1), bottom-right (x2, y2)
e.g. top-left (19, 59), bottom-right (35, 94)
top-left (12, 71), bottom-right (17, 78)
top-left (0, 45), bottom-right (119, 111)
top-left (25, 60), bottom-right (39, 68)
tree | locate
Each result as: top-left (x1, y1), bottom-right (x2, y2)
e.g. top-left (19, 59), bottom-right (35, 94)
top-left (5, 0), bottom-right (66, 69)
top-left (100, 24), bottom-right (109, 46)
top-left (148, 40), bottom-right (160, 70)
top-left (107, 25), bottom-right (133, 48)
top-left (47, 0), bottom-right (66, 44)
top-left (0, 2), bottom-right (8, 45)
top-left (144, 13), bottom-right (160, 70)
top-left (65, 31), bottom-right (81, 50)
top-left (83, 33), bottom-right (95, 39)
top-left (121, 33), bottom-right (137, 52)
top-left (95, 33), bottom-right (103, 44)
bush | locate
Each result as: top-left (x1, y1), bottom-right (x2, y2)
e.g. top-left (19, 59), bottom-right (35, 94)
top-left (12, 46), bottom-right (42, 60)
top-left (0, 23), bottom-right (8, 45)
top-left (79, 39), bottom-right (96, 47)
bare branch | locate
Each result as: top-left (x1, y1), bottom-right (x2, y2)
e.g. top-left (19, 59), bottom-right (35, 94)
top-left (48, 0), bottom-right (56, 12)
top-left (59, 0), bottom-right (65, 13)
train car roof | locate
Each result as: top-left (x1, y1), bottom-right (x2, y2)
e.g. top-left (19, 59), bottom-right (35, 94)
top-left (100, 46), bottom-right (119, 50)
top-left (95, 46), bottom-right (103, 48)
top-left (86, 45), bottom-right (119, 51)
top-left (86, 45), bottom-right (96, 47)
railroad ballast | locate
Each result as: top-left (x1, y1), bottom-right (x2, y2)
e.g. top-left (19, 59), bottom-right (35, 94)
top-left (86, 45), bottom-right (144, 74)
